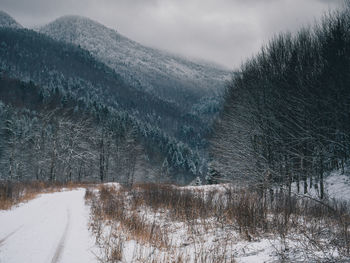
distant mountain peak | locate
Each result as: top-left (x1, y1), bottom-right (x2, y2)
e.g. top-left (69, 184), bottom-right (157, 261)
top-left (0, 11), bottom-right (22, 29)
top-left (52, 15), bottom-right (103, 27)
top-left (40, 15), bottom-right (121, 46)
top-left (45, 15), bottom-right (117, 34)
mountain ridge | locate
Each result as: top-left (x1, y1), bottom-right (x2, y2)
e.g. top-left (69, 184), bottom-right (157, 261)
top-left (39, 15), bottom-right (230, 108)
top-left (0, 11), bottom-right (226, 182)
top-left (0, 10), bottom-right (22, 29)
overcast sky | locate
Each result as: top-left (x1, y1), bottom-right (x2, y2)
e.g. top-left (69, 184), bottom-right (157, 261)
top-left (0, 0), bottom-right (343, 69)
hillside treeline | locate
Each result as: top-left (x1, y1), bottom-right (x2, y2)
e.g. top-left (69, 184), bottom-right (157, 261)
top-left (211, 6), bottom-right (350, 198)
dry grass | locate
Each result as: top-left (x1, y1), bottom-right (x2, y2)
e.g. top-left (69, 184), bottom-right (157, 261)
top-left (86, 183), bottom-right (350, 263)
top-left (0, 180), bottom-right (94, 210)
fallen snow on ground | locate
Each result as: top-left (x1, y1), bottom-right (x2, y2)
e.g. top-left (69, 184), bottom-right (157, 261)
top-left (326, 170), bottom-right (350, 202)
top-left (89, 181), bottom-right (350, 263)
top-left (289, 166), bottom-right (350, 203)
top-left (102, 182), bottom-right (122, 190)
top-left (234, 238), bottom-right (277, 263)
top-left (0, 189), bottom-right (96, 263)
top-left (88, 185), bottom-right (284, 263)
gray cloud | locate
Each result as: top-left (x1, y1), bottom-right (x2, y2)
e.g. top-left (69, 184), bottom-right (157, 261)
top-left (0, 0), bottom-right (343, 69)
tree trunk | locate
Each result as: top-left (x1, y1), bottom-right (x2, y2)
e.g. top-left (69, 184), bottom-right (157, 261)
top-left (99, 137), bottom-right (105, 182)
top-left (303, 175), bottom-right (308, 194)
top-left (320, 154), bottom-right (324, 199)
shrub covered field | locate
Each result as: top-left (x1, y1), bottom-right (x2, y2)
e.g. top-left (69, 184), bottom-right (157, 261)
top-left (86, 183), bottom-right (350, 263)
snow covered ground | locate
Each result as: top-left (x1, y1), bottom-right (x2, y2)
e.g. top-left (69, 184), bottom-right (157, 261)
top-left (0, 171), bottom-right (349, 263)
top-left (86, 185), bottom-right (284, 262)
top-left (88, 179), bottom-right (350, 263)
top-left (0, 189), bottom-right (96, 263)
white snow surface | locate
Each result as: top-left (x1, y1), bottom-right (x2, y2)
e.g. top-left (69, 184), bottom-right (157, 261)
top-left (325, 170), bottom-right (350, 202)
top-left (0, 189), bottom-right (96, 263)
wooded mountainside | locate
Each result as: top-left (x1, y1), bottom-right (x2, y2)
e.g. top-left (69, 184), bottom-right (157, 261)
top-left (39, 15), bottom-right (229, 110)
top-left (0, 76), bottom-right (202, 184)
top-left (0, 20), bottom-right (221, 183)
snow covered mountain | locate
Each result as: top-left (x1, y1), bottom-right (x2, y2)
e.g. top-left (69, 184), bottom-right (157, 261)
top-left (0, 11), bottom-right (22, 29)
top-left (39, 16), bottom-right (230, 107)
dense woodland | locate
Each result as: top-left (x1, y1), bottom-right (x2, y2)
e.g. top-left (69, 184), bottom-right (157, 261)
top-left (0, 76), bottom-right (202, 184)
top-left (210, 6), bottom-right (350, 198)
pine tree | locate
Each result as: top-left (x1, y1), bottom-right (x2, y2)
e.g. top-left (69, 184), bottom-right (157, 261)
top-left (206, 162), bottom-right (221, 185)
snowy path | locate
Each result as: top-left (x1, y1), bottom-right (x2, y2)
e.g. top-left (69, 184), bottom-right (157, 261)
top-left (0, 189), bottom-right (97, 263)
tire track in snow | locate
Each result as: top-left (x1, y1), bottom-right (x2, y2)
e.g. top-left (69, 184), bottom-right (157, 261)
top-left (51, 208), bottom-right (70, 263)
top-left (0, 225), bottom-right (23, 247)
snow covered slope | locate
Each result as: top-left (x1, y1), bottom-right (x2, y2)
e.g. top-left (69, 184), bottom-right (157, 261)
top-left (39, 16), bottom-right (230, 106)
top-left (290, 167), bottom-right (350, 202)
top-left (0, 189), bottom-right (96, 263)
top-left (325, 167), bottom-right (350, 202)
top-left (0, 11), bottom-right (22, 29)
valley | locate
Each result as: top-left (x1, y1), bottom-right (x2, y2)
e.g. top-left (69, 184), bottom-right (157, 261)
top-left (0, 3), bottom-right (350, 262)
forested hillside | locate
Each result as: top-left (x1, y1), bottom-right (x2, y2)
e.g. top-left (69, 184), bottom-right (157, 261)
top-left (210, 6), bottom-right (350, 197)
top-left (0, 14), bottom-right (210, 183)
top-left (0, 76), bottom-right (201, 183)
